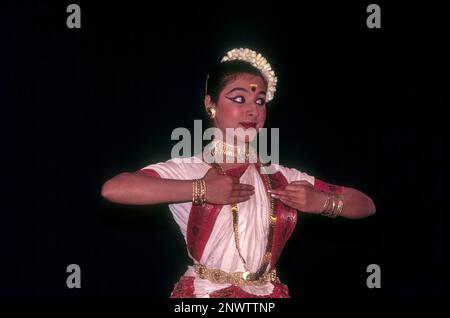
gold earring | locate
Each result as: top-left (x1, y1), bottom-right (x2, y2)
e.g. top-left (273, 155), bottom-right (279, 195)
top-left (206, 107), bottom-right (216, 119)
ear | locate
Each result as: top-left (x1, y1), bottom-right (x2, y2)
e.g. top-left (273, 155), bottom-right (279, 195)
top-left (204, 95), bottom-right (214, 111)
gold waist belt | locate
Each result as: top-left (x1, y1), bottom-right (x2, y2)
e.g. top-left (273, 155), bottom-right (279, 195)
top-left (194, 264), bottom-right (277, 287)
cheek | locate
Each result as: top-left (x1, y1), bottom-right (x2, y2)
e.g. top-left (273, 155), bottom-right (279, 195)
top-left (218, 102), bottom-right (241, 121)
top-left (258, 108), bottom-right (267, 123)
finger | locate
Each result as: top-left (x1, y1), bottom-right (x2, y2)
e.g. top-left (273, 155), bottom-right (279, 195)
top-left (277, 195), bottom-right (301, 209)
top-left (231, 189), bottom-right (255, 197)
top-left (271, 192), bottom-right (298, 201)
top-left (269, 189), bottom-right (297, 197)
top-left (241, 182), bottom-right (255, 189)
top-left (291, 180), bottom-right (313, 186)
top-left (285, 184), bottom-right (311, 192)
top-left (277, 195), bottom-right (305, 211)
top-left (269, 185), bottom-right (298, 192)
top-left (235, 184), bottom-right (255, 191)
top-left (232, 177), bottom-right (240, 184)
top-left (268, 189), bottom-right (285, 195)
top-left (277, 196), bottom-right (298, 209)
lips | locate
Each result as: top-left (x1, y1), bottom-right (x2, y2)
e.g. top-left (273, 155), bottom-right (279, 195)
top-left (240, 122), bottom-right (257, 129)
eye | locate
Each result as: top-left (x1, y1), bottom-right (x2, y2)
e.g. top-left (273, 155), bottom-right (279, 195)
top-left (255, 98), bottom-right (266, 106)
top-left (226, 96), bottom-right (246, 104)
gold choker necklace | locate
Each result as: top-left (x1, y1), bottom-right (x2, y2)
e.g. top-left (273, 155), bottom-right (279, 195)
top-left (209, 139), bottom-right (258, 163)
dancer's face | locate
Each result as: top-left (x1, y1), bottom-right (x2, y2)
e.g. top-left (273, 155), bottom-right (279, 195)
top-left (205, 73), bottom-right (267, 143)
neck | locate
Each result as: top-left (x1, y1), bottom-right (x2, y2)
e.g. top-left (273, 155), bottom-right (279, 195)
top-left (207, 138), bottom-right (258, 164)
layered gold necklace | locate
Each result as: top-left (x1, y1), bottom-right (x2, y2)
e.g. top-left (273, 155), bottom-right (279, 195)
top-left (210, 155), bottom-right (277, 282)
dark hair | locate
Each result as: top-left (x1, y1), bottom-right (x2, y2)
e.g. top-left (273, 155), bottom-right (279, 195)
top-left (206, 60), bottom-right (268, 104)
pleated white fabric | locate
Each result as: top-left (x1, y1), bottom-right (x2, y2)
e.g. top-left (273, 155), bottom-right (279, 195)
top-left (140, 152), bottom-right (314, 297)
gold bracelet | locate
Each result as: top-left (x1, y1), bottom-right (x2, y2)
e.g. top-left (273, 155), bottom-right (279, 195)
top-left (320, 193), bottom-right (330, 213)
top-left (199, 179), bottom-right (203, 204)
top-left (192, 179), bottom-right (207, 205)
top-left (196, 179), bottom-right (200, 204)
top-left (193, 179), bottom-right (200, 205)
top-left (331, 195), bottom-right (337, 213)
top-left (200, 179), bottom-right (206, 205)
top-left (335, 195), bottom-right (344, 217)
top-left (321, 194), bottom-right (334, 217)
top-left (321, 194), bottom-right (343, 218)
top-left (192, 179), bottom-right (196, 204)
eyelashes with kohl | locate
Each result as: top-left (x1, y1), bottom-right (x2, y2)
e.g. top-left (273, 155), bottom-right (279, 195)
top-left (225, 96), bottom-right (265, 105)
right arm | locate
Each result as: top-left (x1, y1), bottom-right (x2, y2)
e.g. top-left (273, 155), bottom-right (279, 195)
top-left (101, 171), bottom-right (193, 205)
top-left (101, 168), bottom-right (255, 205)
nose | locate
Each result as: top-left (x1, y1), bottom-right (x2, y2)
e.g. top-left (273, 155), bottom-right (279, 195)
top-left (246, 102), bottom-right (258, 119)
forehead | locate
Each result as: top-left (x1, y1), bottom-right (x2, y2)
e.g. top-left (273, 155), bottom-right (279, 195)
top-left (222, 73), bottom-right (267, 92)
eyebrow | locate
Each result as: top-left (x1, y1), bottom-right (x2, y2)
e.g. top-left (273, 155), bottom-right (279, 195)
top-left (225, 87), bottom-right (266, 95)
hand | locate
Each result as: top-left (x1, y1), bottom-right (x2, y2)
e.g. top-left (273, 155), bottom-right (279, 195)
top-left (202, 168), bottom-right (254, 205)
top-left (269, 180), bottom-right (326, 213)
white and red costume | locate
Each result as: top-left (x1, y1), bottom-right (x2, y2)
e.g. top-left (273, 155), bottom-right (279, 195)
top-left (139, 152), bottom-right (343, 298)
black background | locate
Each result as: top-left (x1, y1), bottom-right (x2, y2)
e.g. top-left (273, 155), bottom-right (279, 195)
top-left (2, 0), bottom-right (448, 306)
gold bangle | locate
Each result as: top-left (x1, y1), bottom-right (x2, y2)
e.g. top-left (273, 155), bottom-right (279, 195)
top-left (335, 195), bottom-right (344, 217)
top-left (193, 179), bottom-right (202, 205)
top-left (331, 195), bottom-right (337, 213)
top-left (320, 193), bottom-right (329, 213)
top-left (199, 179), bottom-right (204, 205)
top-left (193, 179), bottom-right (197, 205)
top-left (321, 194), bottom-right (335, 218)
top-left (321, 194), bottom-right (344, 218)
top-left (200, 179), bottom-right (206, 205)
top-left (192, 179), bottom-right (196, 204)
top-left (195, 179), bottom-right (199, 204)
top-left (192, 179), bottom-right (207, 206)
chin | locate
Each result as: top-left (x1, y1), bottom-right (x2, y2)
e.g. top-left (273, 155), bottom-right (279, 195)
top-left (239, 129), bottom-right (258, 144)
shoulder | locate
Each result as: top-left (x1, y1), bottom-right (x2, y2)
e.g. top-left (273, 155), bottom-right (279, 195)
top-left (265, 163), bottom-right (315, 186)
top-left (140, 155), bottom-right (210, 180)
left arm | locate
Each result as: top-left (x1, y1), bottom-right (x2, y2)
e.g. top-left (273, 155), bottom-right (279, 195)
top-left (269, 181), bottom-right (376, 219)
